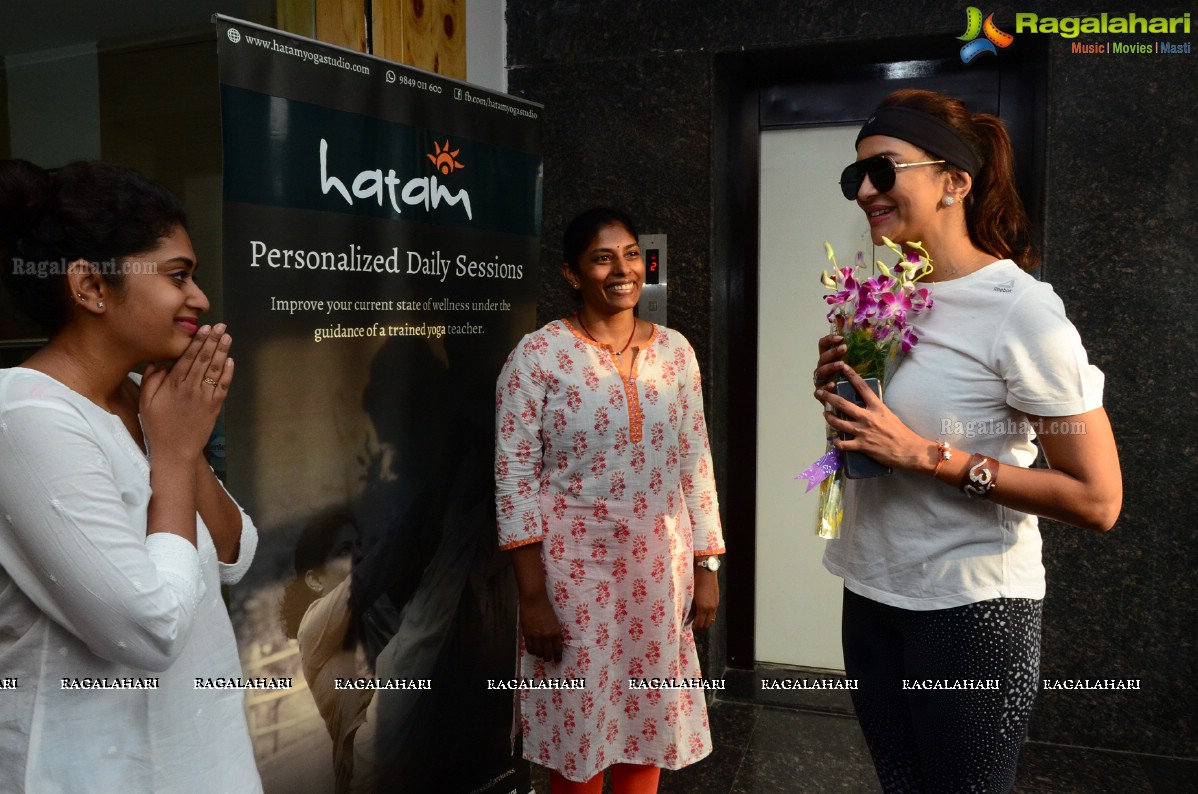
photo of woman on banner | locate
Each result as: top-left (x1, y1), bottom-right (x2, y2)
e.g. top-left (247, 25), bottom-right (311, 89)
top-left (347, 335), bottom-right (521, 793)
top-left (0, 159), bottom-right (261, 791)
top-left (279, 508), bottom-right (371, 793)
top-left (813, 90), bottom-right (1122, 792)
top-left (495, 207), bottom-right (726, 793)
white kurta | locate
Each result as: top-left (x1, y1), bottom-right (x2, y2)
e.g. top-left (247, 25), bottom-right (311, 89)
top-left (0, 368), bottom-right (261, 793)
top-left (495, 321), bottom-right (725, 781)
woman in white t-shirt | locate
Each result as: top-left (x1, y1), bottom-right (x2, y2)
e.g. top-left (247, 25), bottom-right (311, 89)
top-left (813, 90), bottom-right (1121, 793)
top-left (0, 159), bottom-right (261, 791)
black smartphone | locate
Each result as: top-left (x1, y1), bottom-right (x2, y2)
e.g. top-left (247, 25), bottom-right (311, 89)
top-left (835, 378), bottom-right (892, 479)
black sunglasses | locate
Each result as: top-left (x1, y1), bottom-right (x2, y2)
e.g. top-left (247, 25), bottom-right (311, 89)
top-left (839, 155), bottom-right (946, 200)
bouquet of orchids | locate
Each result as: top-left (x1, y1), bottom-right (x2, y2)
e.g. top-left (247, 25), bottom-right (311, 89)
top-left (799, 237), bottom-right (934, 539)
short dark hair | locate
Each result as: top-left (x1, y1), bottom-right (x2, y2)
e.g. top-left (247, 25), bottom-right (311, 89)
top-left (561, 207), bottom-right (639, 271)
top-left (277, 508), bottom-right (356, 639)
top-left (0, 159), bottom-right (188, 333)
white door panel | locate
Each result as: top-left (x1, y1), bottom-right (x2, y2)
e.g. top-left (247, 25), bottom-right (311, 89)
top-left (754, 125), bottom-right (876, 670)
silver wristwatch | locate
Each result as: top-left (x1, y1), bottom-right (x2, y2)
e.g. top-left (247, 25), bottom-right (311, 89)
top-left (696, 556), bottom-right (721, 572)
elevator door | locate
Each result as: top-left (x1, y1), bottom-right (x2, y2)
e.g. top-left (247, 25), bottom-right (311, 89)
top-left (755, 124), bottom-right (876, 670)
top-left (718, 43), bottom-right (1043, 670)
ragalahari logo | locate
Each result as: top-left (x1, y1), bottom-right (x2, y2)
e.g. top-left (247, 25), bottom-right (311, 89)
top-left (427, 140), bottom-right (464, 175)
top-left (958, 7), bottom-right (1015, 63)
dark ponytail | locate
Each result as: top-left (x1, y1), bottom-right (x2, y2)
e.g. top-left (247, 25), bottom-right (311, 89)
top-left (878, 90), bottom-right (1038, 271)
top-left (0, 159), bottom-right (188, 333)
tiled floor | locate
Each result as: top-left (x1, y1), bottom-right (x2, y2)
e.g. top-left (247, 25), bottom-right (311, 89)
top-left (529, 701), bottom-right (1198, 793)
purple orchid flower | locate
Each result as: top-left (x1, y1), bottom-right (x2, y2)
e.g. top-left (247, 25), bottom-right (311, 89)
top-left (878, 289), bottom-right (913, 321)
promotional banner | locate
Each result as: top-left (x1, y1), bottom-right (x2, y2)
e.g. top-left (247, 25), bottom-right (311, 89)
top-left (215, 17), bottom-right (540, 794)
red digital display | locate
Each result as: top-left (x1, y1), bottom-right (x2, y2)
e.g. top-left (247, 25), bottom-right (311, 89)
top-left (645, 249), bottom-right (660, 284)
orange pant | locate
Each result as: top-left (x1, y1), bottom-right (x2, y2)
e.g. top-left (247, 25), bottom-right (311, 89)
top-left (550, 763), bottom-right (661, 794)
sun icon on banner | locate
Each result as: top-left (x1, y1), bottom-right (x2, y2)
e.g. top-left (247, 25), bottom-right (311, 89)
top-left (427, 140), bottom-right (464, 175)
top-left (958, 6), bottom-right (1014, 63)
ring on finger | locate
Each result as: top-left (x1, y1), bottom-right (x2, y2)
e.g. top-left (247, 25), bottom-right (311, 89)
top-left (203, 377), bottom-right (219, 386)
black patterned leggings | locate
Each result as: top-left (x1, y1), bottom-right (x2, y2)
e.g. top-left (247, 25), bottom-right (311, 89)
top-left (842, 588), bottom-right (1042, 794)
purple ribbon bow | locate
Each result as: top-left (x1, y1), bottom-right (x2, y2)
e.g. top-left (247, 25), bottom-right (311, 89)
top-left (796, 447), bottom-right (842, 493)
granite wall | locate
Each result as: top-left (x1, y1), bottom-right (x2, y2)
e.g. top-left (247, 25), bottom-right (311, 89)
top-left (506, 0), bottom-right (1197, 758)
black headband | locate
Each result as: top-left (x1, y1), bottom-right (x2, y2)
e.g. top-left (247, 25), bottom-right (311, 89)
top-left (855, 106), bottom-right (981, 176)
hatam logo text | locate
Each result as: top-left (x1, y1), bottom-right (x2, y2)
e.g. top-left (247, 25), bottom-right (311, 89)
top-left (319, 138), bottom-right (472, 219)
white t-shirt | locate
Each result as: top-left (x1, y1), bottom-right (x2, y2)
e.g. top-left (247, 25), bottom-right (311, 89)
top-left (822, 260), bottom-right (1105, 610)
top-left (0, 368), bottom-right (262, 793)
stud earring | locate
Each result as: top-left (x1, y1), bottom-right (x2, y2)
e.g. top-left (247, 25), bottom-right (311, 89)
top-left (943, 196), bottom-right (956, 207)
top-left (97, 301), bottom-right (105, 309)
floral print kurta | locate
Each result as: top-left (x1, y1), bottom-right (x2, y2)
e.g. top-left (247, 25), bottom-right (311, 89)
top-left (495, 320), bottom-right (725, 781)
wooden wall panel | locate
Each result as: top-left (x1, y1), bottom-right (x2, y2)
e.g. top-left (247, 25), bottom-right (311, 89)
top-left (276, 0), bottom-right (316, 38)
top-left (371, 0), bottom-right (404, 62)
top-left (315, 0), bottom-right (367, 52)
top-left (374, 0), bottom-right (465, 79)
top-left (277, 0), bottom-right (464, 76)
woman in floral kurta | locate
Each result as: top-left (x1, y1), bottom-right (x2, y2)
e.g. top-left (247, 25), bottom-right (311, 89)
top-left (495, 208), bottom-right (725, 792)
